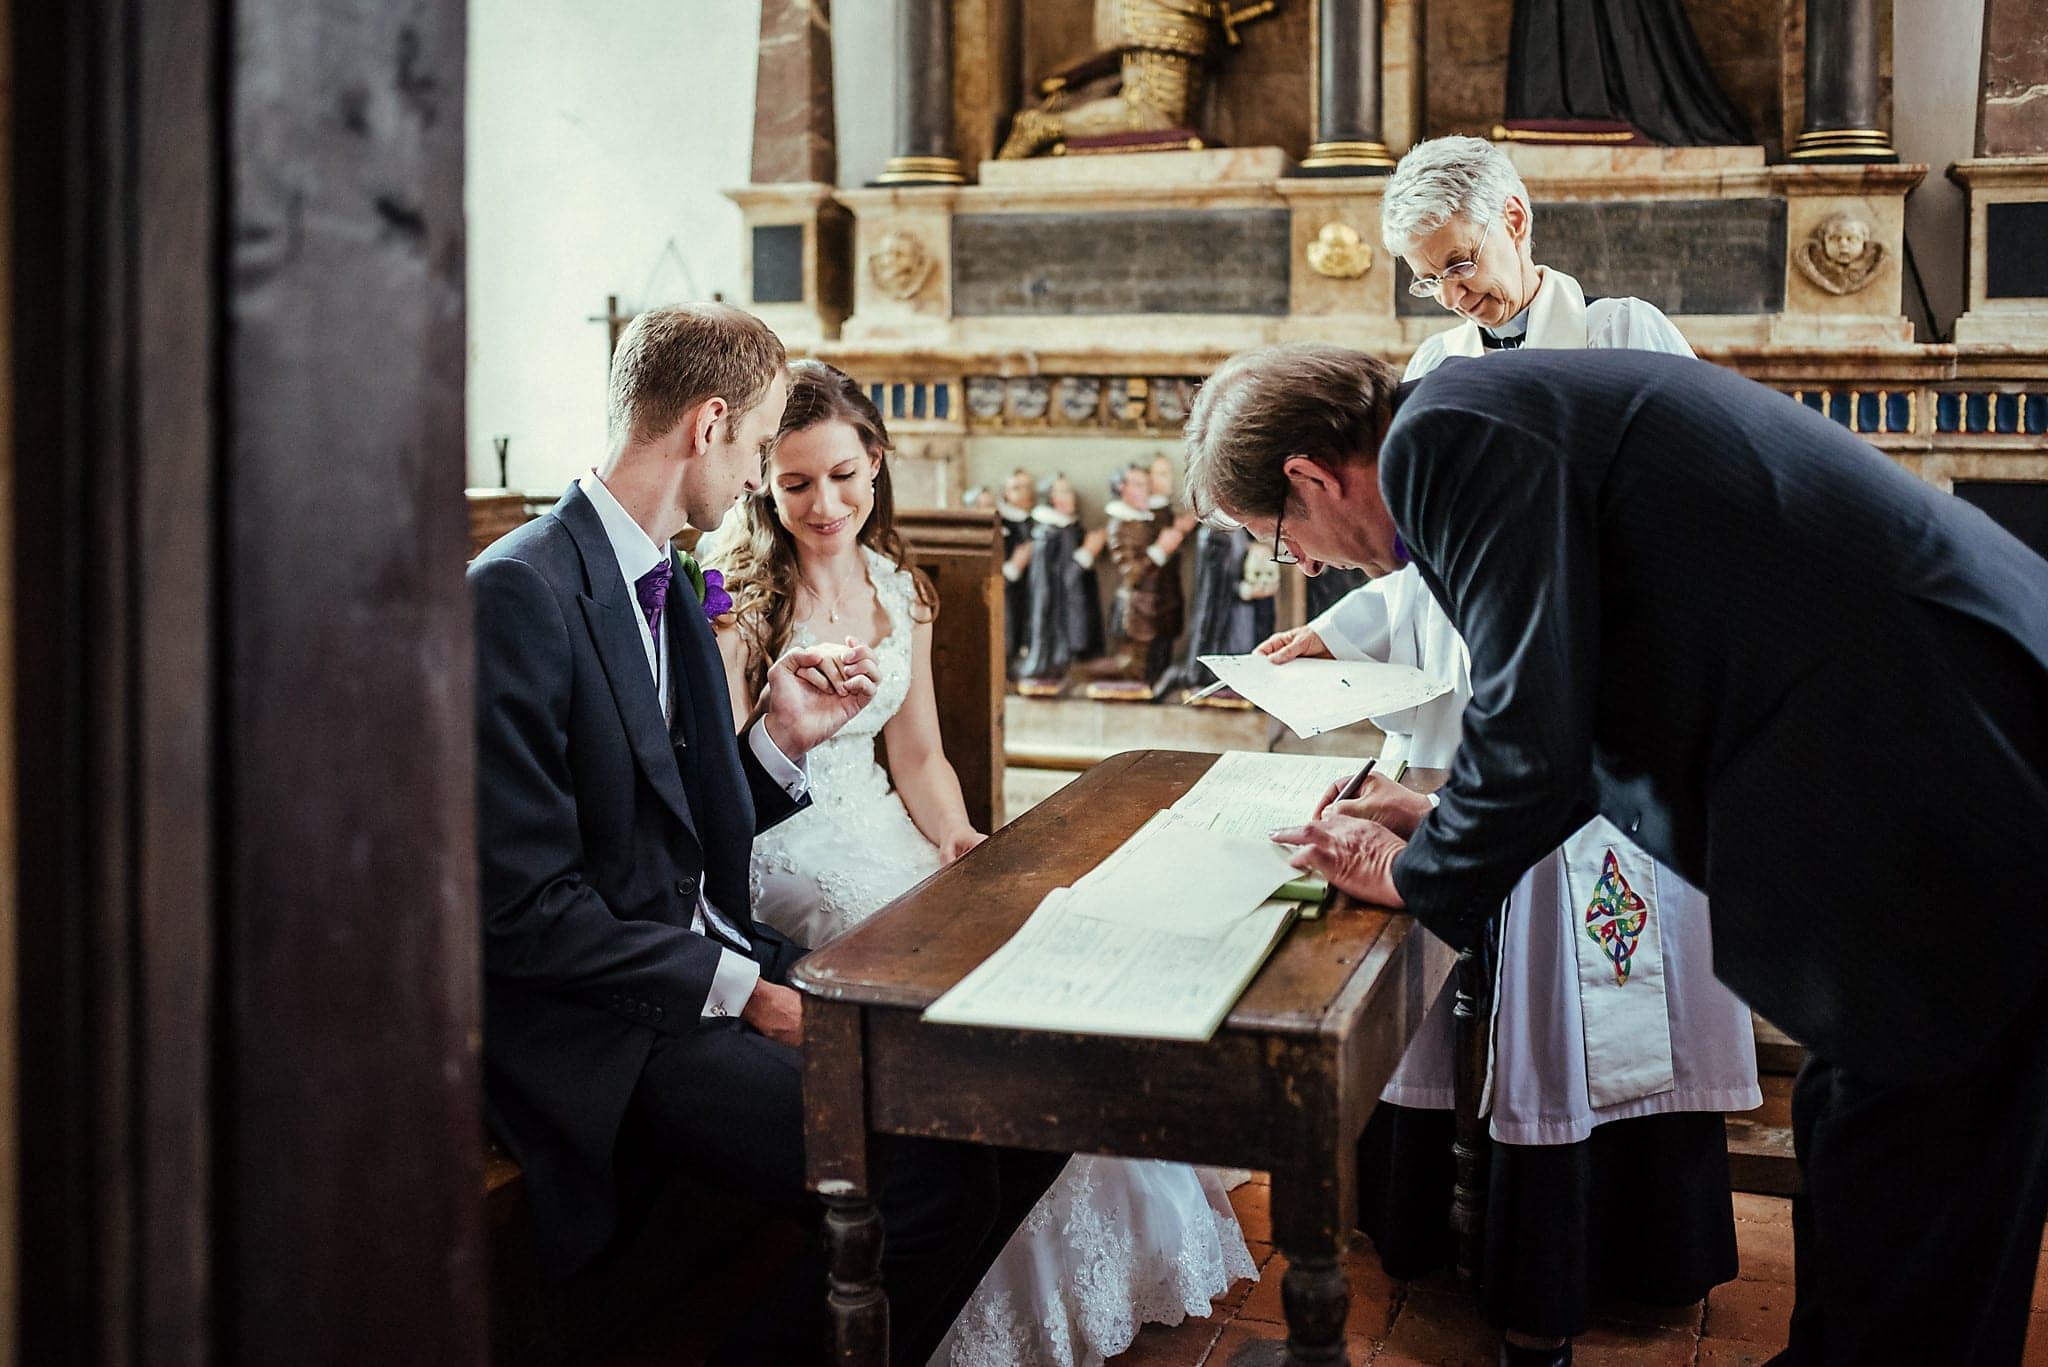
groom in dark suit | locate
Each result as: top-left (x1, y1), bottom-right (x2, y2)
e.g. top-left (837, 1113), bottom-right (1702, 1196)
top-left (471, 303), bottom-right (1055, 1365)
top-left (1187, 344), bottom-right (2048, 1365)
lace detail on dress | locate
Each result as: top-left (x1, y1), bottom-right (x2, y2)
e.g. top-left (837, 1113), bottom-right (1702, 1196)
top-left (747, 549), bottom-right (943, 946)
top-left (932, 1158), bottom-right (1258, 1367)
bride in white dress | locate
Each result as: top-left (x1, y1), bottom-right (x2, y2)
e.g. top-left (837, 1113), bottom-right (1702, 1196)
top-left (708, 360), bottom-right (1256, 1367)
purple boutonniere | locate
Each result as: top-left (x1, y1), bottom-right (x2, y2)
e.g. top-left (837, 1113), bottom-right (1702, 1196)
top-left (700, 569), bottom-right (733, 621)
top-left (679, 557), bottom-right (734, 623)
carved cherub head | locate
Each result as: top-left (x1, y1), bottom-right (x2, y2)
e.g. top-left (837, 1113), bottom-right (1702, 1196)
top-left (1821, 213), bottom-right (1870, 266)
top-left (1795, 211), bottom-right (1885, 297)
top-left (867, 230), bottom-right (934, 300)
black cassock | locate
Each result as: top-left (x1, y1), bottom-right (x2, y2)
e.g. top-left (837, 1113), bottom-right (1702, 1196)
top-left (1163, 524), bottom-right (1275, 694)
top-left (1507, 0), bottom-right (1749, 145)
top-left (1017, 511), bottom-right (1104, 681)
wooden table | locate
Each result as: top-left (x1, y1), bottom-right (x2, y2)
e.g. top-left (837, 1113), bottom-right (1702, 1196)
top-left (792, 749), bottom-right (1458, 1367)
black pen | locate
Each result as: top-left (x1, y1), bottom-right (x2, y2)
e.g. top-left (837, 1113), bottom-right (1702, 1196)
top-left (1328, 756), bottom-right (1377, 809)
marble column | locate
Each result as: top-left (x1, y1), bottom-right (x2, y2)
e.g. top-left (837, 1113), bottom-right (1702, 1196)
top-left (751, 0), bottom-right (837, 183)
top-left (876, 0), bottom-right (964, 185)
top-left (1300, 0), bottom-right (1396, 174)
top-left (1790, 0), bottom-right (1897, 162)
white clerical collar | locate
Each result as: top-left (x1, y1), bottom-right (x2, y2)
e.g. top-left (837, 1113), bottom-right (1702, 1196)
top-left (1148, 494), bottom-right (1172, 511)
top-left (579, 469), bottom-right (671, 590)
top-left (998, 502), bottom-right (1031, 522)
top-left (1105, 499), bottom-right (1152, 522)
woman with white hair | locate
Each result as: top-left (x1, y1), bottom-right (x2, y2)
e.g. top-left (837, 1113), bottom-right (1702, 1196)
top-left (1255, 134), bottom-right (1760, 1367)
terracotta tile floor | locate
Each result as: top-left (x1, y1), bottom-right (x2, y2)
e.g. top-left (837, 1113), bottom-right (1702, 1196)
top-left (1105, 1176), bottom-right (2048, 1366)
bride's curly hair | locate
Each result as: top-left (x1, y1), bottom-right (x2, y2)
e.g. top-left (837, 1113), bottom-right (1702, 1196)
top-left (708, 359), bottom-right (937, 701)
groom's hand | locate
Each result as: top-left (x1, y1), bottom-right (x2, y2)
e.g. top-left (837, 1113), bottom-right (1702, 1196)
top-left (760, 638), bottom-right (880, 760)
top-left (740, 980), bottom-right (803, 1048)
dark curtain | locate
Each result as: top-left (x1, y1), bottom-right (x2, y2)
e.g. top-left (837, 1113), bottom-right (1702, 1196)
top-left (1507, 0), bottom-right (1750, 145)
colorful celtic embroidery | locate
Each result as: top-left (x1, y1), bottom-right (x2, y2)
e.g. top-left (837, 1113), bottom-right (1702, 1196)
top-left (1583, 849), bottom-right (1649, 986)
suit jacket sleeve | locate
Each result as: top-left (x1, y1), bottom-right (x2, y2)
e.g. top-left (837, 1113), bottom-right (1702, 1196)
top-left (1383, 405), bottom-right (1603, 949)
top-left (472, 555), bottom-right (726, 1026)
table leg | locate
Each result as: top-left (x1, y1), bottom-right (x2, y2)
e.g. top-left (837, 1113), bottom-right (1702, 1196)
top-left (805, 1002), bottom-right (887, 1365)
top-left (1279, 1248), bottom-right (1351, 1365)
top-left (820, 1179), bottom-right (887, 1366)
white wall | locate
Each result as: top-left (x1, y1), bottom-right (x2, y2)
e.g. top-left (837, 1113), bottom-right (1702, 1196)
top-left (1892, 0), bottom-right (1986, 340)
top-left (466, 0), bottom-right (761, 489)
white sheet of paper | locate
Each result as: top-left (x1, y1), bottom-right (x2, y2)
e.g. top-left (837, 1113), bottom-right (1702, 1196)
top-left (1170, 750), bottom-right (1371, 837)
top-left (923, 888), bottom-right (1297, 1040)
top-left (1067, 809), bottom-right (1300, 936)
top-left (1197, 654), bottom-right (1453, 739)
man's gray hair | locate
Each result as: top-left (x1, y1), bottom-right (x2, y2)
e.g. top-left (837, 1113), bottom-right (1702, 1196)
top-left (1182, 344), bottom-right (1402, 524)
top-left (1379, 135), bottom-right (1531, 257)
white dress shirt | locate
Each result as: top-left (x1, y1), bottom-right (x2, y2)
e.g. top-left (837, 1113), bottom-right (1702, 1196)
top-left (580, 472), bottom-right (808, 1020)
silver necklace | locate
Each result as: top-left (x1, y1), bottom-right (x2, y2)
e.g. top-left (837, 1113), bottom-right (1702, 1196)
top-left (808, 575), bottom-right (858, 625)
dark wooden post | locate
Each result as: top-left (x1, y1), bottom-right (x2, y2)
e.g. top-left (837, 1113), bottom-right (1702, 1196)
top-left (876, 0), bottom-right (965, 184)
top-left (1790, 0), bottom-right (1897, 161)
top-left (1300, 0), bottom-right (1395, 174)
top-left (12, 0), bottom-right (486, 1363)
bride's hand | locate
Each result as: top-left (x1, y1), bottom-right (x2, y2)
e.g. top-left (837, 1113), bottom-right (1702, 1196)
top-left (760, 637), bottom-right (879, 760)
top-left (939, 828), bottom-right (988, 864)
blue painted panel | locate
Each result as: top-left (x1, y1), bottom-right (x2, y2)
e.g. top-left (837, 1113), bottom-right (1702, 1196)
top-left (1885, 392), bottom-right (1911, 432)
top-left (1828, 392), bottom-right (1851, 426)
top-left (890, 383), bottom-right (907, 420)
top-left (934, 384), bottom-right (951, 421)
top-left (2025, 394), bottom-right (2047, 435)
top-left (1936, 392), bottom-right (1961, 431)
top-left (1995, 392), bottom-right (2020, 433)
top-left (1966, 392), bottom-right (1990, 433)
top-left (1799, 390), bottom-right (1825, 412)
top-left (1856, 392), bottom-right (1879, 432)
top-left (911, 385), bottom-right (927, 420)
top-left (869, 383), bottom-right (886, 413)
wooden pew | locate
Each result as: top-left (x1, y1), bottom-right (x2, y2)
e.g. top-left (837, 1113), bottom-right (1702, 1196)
top-left (468, 488), bottom-right (540, 559)
top-left (895, 508), bottom-right (1006, 833)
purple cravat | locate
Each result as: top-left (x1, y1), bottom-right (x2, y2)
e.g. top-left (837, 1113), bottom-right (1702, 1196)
top-left (635, 559), bottom-right (672, 644)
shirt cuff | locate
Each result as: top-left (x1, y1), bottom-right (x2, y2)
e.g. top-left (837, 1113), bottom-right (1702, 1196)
top-left (1147, 544), bottom-right (1169, 567)
top-left (702, 947), bottom-right (761, 1020)
top-left (1001, 560), bottom-right (1024, 582)
top-left (1073, 548), bottom-right (1096, 570)
top-left (747, 721), bottom-right (809, 800)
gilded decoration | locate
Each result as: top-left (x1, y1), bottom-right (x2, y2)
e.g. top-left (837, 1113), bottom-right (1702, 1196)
top-left (1793, 212), bottom-right (1886, 296)
top-left (867, 230), bottom-right (937, 301)
top-left (1306, 222), bottom-right (1373, 279)
top-left (998, 0), bottom-right (1280, 160)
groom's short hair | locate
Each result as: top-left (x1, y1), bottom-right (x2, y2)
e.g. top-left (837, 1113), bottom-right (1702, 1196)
top-left (606, 303), bottom-right (788, 446)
